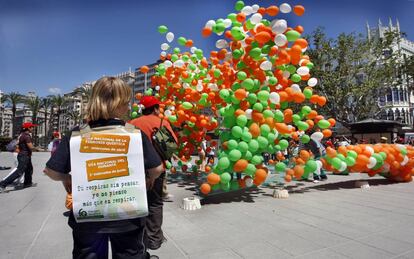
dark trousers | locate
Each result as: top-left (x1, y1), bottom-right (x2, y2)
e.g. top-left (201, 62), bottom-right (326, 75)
top-left (72, 228), bottom-right (146, 259)
top-left (0, 154), bottom-right (33, 188)
top-left (145, 173), bottom-right (165, 250)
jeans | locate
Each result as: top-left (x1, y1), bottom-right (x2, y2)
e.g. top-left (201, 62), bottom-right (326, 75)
top-left (145, 173), bottom-right (165, 250)
top-left (0, 154), bottom-right (33, 188)
top-left (72, 228), bottom-right (146, 259)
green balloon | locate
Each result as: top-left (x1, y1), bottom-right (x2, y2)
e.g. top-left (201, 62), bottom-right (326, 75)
top-left (345, 157), bottom-right (356, 167)
top-left (230, 180), bottom-right (240, 190)
top-left (218, 157), bottom-right (230, 170)
top-left (263, 110), bottom-right (274, 118)
top-left (158, 25), bottom-right (168, 34)
top-left (238, 141), bottom-right (249, 153)
top-left (248, 139), bottom-right (259, 152)
top-left (244, 163), bottom-right (256, 176)
top-left (275, 162), bottom-right (286, 172)
top-left (286, 30), bottom-right (301, 42)
top-left (297, 121), bottom-right (309, 131)
top-left (301, 134), bottom-right (310, 144)
top-left (231, 126), bottom-right (243, 138)
top-left (233, 49), bottom-right (243, 59)
top-left (243, 150), bottom-right (253, 160)
top-left (227, 139), bottom-right (238, 150)
top-left (131, 111), bottom-right (138, 118)
top-left (235, 0), bottom-right (244, 11)
top-left (260, 124), bottom-right (271, 137)
top-left (249, 48), bottom-right (262, 59)
top-left (291, 74), bottom-right (301, 82)
top-left (252, 103), bottom-right (263, 112)
top-left (378, 152), bottom-right (387, 160)
top-left (305, 160), bottom-right (318, 172)
top-left (347, 151), bottom-right (358, 159)
top-left (228, 13), bottom-right (237, 22)
top-left (257, 136), bottom-right (268, 149)
top-left (257, 90), bottom-right (269, 102)
top-left (177, 37), bottom-right (187, 46)
top-left (267, 133), bottom-right (276, 143)
top-left (237, 71), bottom-right (247, 80)
top-left (279, 139), bottom-right (289, 150)
top-left (336, 154), bottom-right (346, 161)
top-left (247, 93), bottom-right (258, 104)
top-left (221, 182), bottom-right (231, 192)
top-left (229, 149), bottom-right (242, 161)
top-left (219, 89), bottom-right (230, 99)
top-left (231, 27), bottom-right (245, 41)
top-left (242, 79), bottom-right (255, 90)
top-left (317, 119), bottom-right (331, 129)
top-left (268, 77), bottom-right (278, 85)
top-left (168, 115), bottom-right (177, 123)
top-left (251, 155), bottom-right (263, 165)
top-left (301, 105), bottom-right (312, 115)
top-left (303, 88), bottom-right (312, 99)
top-left (331, 157), bottom-right (342, 170)
top-left (182, 102), bottom-right (193, 110)
top-left (292, 114), bottom-right (301, 123)
top-left (237, 115), bottom-right (248, 127)
top-left (165, 161), bottom-right (172, 169)
top-left (241, 131), bottom-right (252, 142)
top-left (274, 110), bottom-right (284, 122)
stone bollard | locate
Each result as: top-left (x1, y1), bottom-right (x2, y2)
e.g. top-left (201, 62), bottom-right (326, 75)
top-left (182, 196), bottom-right (202, 210)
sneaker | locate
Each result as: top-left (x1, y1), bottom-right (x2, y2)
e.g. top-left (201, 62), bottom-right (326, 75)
top-left (162, 193), bottom-right (174, 201)
top-left (320, 175), bottom-right (328, 181)
top-left (313, 179), bottom-right (320, 183)
top-left (0, 187), bottom-right (5, 193)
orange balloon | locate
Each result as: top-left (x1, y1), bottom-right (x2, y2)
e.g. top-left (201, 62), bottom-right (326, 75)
top-left (140, 65), bottom-right (149, 73)
top-left (293, 5), bottom-right (305, 16)
top-left (249, 123), bottom-right (261, 138)
top-left (233, 159), bottom-right (249, 172)
top-left (255, 31), bottom-right (271, 44)
top-left (254, 169), bottom-right (267, 182)
top-left (299, 150), bottom-right (310, 161)
top-left (207, 173), bottom-right (220, 185)
top-left (266, 5), bottom-right (279, 16)
top-left (200, 183), bottom-right (211, 195)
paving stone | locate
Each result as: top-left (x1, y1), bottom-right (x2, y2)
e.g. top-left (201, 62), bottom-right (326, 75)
top-left (330, 241), bottom-right (394, 259)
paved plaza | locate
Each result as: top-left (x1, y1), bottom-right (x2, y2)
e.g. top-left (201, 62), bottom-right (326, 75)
top-left (1, 152), bottom-right (414, 259)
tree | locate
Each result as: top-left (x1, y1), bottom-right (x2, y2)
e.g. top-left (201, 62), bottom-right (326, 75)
top-left (51, 94), bottom-right (67, 132)
top-left (306, 27), bottom-right (400, 125)
top-left (5, 92), bottom-right (23, 136)
top-left (73, 83), bottom-right (93, 120)
top-left (67, 110), bottom-right (81, 126)
top-left (26, 95), bottom-right (42, 145)
top-left (41, 96), bottom-right (54, 141)
top-left (0, 94), bottom-right (6, 136)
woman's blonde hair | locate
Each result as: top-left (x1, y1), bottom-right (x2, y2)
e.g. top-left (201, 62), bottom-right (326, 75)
top-left (85, 76), bottom-right (131, 121)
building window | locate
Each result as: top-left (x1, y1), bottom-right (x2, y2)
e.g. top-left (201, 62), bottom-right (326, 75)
top-left (393, 88), bottom-right (399, 103)
top-left (386, 88), bottom-right (392, 103)
top-left (387, 109), bottom-right (394, 121)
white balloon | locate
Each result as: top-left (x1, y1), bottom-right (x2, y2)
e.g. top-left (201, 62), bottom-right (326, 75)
top-left (282, 70), bottom-right (290, 79)
top-left (250, 13), bottom-right (262, 25)
top-left (190, 47), bottom-right (197, 53)
top-left (382, 163), bottom-right (390, 173)
top-left (280, 3), bottom-right (292, 13)
top-left (196, 81), bottom-right (203, 92)
top-left (164, 110), bottom-right (172, 117)
top-left (367, 157), bottom-right (377, 169)
top-left (169, 106), bottom-right (175, 111)
top-left (155, 85), bottom-right (160, 91)
top-left (215, 39), bottom-right (228, 49)
top-left (208, 83), bottom-right (218, 91)
top-left (307, 78), bottom-right (318, 87)
top-left (183, 82), bottom-right (190, 89)
top-left (166, 32), bottom-right (174, 43)
top-left (252, 4), bottom-right (260, 12)
top-left (225, 52), bottom-right (233, 61)
top-left (223, 19), bottom-right (232, 28)
top-left (187, 163), bottom-right (192, 168)
top-left (296, 66), bottom-right (310, 76)
top-left (291, 84), bottom-right (301, 92)
top-left (160, 51), bottom-right (167, 57)
top-left (269, 92), bottom-right (280, 104)
top-left (311, 132), bottom-right (323, 142)
top-left (245, 109), bottom-right (253, 119)
top-left (161, 43), bottom-right (169, 51)
top-left (339, 162), bottom-right (347, 172)
top-left (174, 60), bottom-right (184, 68)
top-left (205, 20), bottom-right (216, 29)
top-left (164, 60), bottom-right (172, 68)
top-left (401, 155), bottom-right (409, 166)
top-left (272, 19), bottom-right (287, 34)
top-left (259, 60), bottom-right (272, 71)
top-left (365, 146), bottom-right (374, 155)
top-left (241, 6), bottom-right (254, 15)
top-left (245, 177), bottom-right (254, 187)
top-left (274, 34), bottom-right (287, 46)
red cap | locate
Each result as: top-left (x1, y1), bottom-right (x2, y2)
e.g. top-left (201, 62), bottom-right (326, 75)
top-left (22, 122), bottom-right (38, 129)
top-left (140, 96), bottom-right (161, 109)
top-left (53, 131), bottom-right (60, 137)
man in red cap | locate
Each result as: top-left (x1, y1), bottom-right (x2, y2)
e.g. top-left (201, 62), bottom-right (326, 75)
top-left (129, 95), bottom-right (178, 255)
top-left (0, 122), bottom-right (37, 192)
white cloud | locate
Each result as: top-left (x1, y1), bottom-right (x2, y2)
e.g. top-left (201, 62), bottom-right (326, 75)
top-left (48, 87), bottom-right (61, 94)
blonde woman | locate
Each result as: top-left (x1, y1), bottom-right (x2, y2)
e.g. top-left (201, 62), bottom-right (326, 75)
top-left (44, 77), bottom-right (163, 259)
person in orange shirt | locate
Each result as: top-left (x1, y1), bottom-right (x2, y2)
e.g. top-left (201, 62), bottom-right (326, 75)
top-left (129, 95), bottom-right (178, 253)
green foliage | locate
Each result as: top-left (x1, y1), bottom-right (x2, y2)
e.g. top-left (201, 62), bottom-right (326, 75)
top-left (306, 27), bottom-right (403, 124)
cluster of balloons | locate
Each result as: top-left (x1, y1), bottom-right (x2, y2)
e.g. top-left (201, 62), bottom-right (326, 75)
top-left (132, 1), bottom-right (413, 195)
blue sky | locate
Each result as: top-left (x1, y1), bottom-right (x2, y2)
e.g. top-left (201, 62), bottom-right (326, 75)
top-left (0, 0), bottom-right (412, 96)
